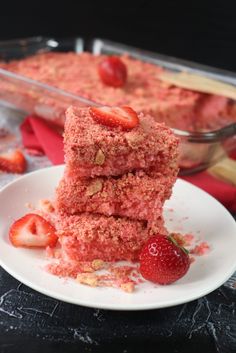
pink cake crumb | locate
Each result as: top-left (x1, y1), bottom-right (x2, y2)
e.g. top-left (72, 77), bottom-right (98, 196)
top-left (46, 256), bottom-right (139, 293)
top-left (76, 273), bottom-right (136, 293)
top-left (76, 263), bottom-right (140, 293)
top-left (171, 233), bottom-right (195, 247)
top-left (46, 258), bottom-right (106, 278)
top-left (46, 261), bottom-right (82, 278)
top-left (38, 199), bottom-right (55, 213)
top-left (190, 241), bottom-right (210, 256)
top-left (171, 233), bottom-right (210, 259)
top-left (182, 234), bottom-right (195, 246)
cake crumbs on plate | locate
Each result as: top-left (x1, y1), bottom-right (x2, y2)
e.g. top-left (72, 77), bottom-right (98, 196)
top-left (76, 270), bottom-right (137, 293)
top-left (77, 273), bottom-right (99, 287)
top-left (25, 202), bottom-right (35, 210)
top-left (38, 199), bottom-right (55, 213)
top-left (190, 241), bottom-right (210, 256)
top-left (170, 232), bottom-right (210, 258)
top-left (76, 272), bottom-right (136, 293)
top-left (42, 215), bottom-right (211, 293)
top-left (24, 199), bottom-right (211, 293)
top-left (46, 255), bottom-right (140, 293)
top-left (171, 232), bottom-right (195, 247)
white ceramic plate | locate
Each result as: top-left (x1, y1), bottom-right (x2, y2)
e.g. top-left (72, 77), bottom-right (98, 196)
top-left (0, 165), bottom-right (236, 311)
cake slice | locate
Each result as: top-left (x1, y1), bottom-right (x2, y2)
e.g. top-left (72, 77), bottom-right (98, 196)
top-left (64, 106), bottom-right (179, 178)
top-left (55, 168), bottom-right (177, 223)
top-left (52, 105), bottom-right (178, 264)
top-left (55, 213), bottom-right (166, 262)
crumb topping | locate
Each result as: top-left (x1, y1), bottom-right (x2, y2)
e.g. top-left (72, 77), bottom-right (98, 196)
top-left (94, 149), bottom-right (106, 165)
top-left (64, 106), bottom-right (179, 177)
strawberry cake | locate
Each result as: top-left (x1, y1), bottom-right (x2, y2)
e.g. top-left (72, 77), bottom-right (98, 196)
top-left (55, 170), bottom-right (175, 223)
top-left (52, 106), bottom-right (179, 264)
top-left (9, 105), bottom-right (192, 291)
top-left (1, 51), bottom-right (235, 130)
top-left (64, 106), bottom-right (179, 178)
top-left (55, 213), bottom-right (165, 262)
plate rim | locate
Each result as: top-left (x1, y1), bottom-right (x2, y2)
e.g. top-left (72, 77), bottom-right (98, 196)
top-left (0, 165), bottom-right (236, 311)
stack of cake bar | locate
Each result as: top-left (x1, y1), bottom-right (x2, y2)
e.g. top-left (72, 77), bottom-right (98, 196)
top-left (55, 106), bottom-right (179, 262)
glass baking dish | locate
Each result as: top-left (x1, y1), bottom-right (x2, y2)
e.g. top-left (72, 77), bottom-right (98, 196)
top-left (0, 36), bottom-right (236, 175)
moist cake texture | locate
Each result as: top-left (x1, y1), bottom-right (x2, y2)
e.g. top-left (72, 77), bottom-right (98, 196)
top-left (56, 170), bottom-right (176, 222)
top-left (55, 213), bottom-right (166, 262)
top-left (64, 106), bottom-right (179, 178)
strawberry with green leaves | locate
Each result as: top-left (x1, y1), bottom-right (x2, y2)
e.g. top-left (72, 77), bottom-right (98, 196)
top-left (139, 235), bottom-right (190, 285)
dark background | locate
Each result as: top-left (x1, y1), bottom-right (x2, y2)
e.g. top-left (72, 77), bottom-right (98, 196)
top-left (1, 1), bottom-right (236, 71)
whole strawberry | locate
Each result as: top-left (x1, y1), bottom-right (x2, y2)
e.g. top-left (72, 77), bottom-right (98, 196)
top-left (139, 235), bottom-right (190, 285)
top-left (98, 56), bottom-right (127, 87)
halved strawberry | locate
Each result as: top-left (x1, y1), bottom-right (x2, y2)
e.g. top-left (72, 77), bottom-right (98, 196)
top-left (89, 106), bottom-right (139, 130)
top-left (9, 213), bottom-right (58, 248)
top-left (0, 149), bottom-right (27, 174)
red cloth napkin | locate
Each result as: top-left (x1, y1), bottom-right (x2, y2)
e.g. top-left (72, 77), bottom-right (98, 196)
top-left (20, 115), bottom-right (236, 212)
top-left (20, 116), bottom-right (64, 164)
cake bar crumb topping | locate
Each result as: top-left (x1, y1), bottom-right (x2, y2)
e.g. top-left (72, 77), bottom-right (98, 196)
top-left (94, 149), bottom-right (106, 165)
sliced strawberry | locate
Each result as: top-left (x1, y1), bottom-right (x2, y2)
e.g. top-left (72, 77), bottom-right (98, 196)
top-left (98, 56), bottom-right (127, 87)
top-left (89, 106), bottom-right (139, 130)
top-left (9, 213), bottom-right (58, 248)
top-left (0, 149), bottom-right (27, 174)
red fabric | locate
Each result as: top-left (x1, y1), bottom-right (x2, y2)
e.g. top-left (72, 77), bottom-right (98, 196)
top-left (182, 173), bottom-right (236, 212)
top-left (20, 115), bottom-right (236, 211)
top-left (20, 116), bottom-right (64, 164)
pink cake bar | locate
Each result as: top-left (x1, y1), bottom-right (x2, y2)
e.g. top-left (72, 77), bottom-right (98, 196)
top-left (55, 213), bottom-right (166, 262)
top-left (64, 106), bottom-right (179, 178)
top-left (55, 169), bottom-right (177, 223)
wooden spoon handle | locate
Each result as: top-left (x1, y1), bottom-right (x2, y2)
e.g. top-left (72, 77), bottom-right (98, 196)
top-left (159, 71), bottom-right (236, 100)
top-left (208, 157), bottom-right (236, 186)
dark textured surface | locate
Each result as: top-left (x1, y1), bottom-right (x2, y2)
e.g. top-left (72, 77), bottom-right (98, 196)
top-left (0, 216), bottom-right (236, 353)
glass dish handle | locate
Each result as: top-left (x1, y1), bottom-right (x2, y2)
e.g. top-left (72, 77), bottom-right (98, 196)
top-left (176, 123), bottom-right (236, 143)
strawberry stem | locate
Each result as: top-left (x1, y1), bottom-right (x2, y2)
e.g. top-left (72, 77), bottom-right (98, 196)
top-left (168, 235), bottom-right (189, 255)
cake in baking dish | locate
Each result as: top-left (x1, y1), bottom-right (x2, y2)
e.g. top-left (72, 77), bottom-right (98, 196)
top-left (3, 51), bottom-right (235, 130)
